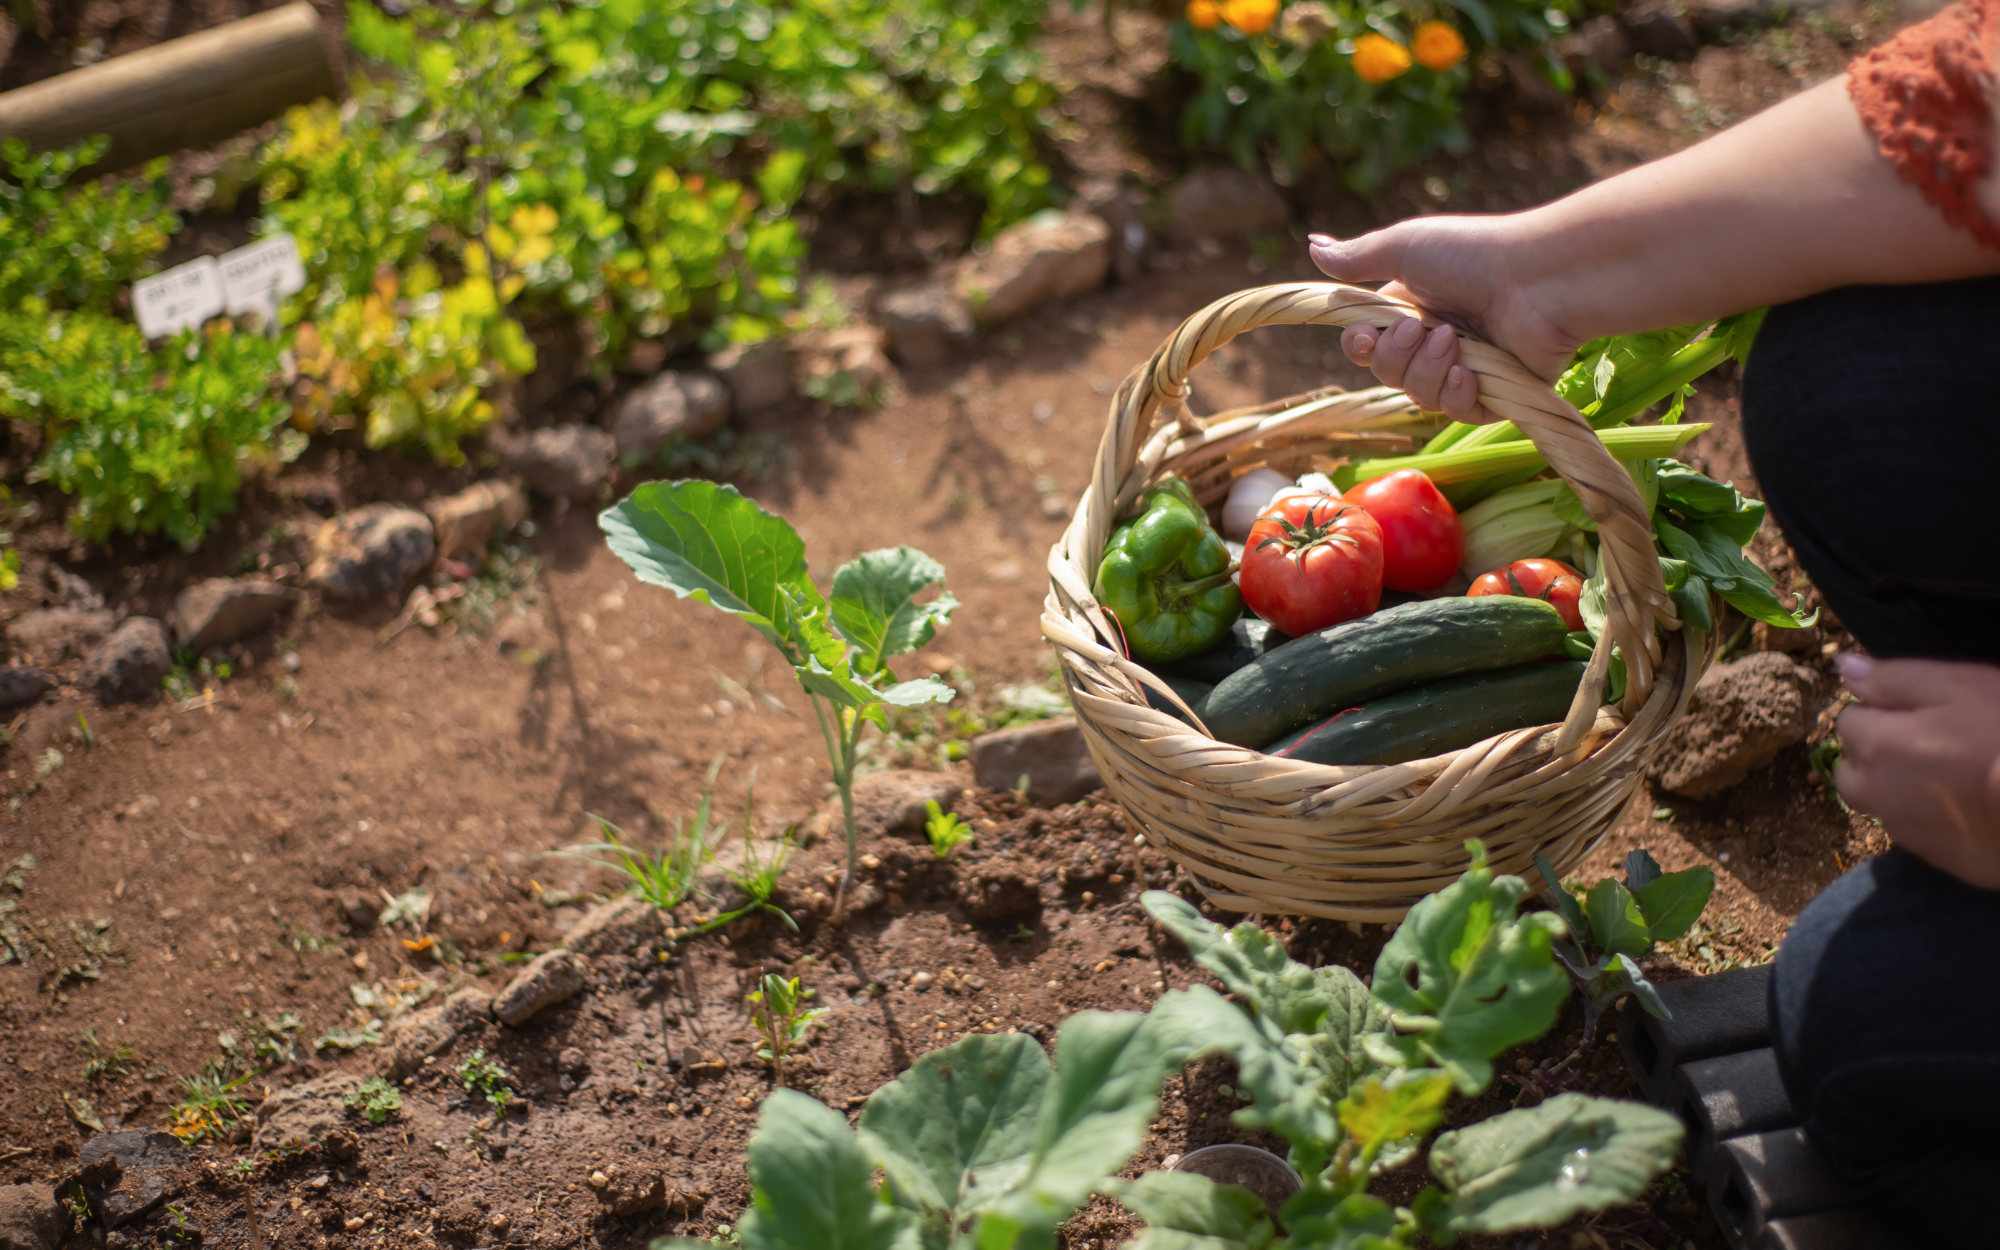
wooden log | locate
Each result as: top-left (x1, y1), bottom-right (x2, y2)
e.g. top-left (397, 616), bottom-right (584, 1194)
top-left (0, 2), bottom-right (335, 174)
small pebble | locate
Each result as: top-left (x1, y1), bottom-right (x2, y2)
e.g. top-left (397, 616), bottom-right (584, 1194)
top-left (1081, 892), bottom-right (1096, 905)
top-left (912, 971), bottom-right (934, 990)
top-left (589, 1171), bottom-right (610, 1190)
top-left (490, 1214), bottom-right (510, 1234)
top-left (1108, 874), bottom-right (1124, 885)
top-left (859, 853), bottom-right (882, 871)
top-left (344, 1218), bottom-right (365, 1232)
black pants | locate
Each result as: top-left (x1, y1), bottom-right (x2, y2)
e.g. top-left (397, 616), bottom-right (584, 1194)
top-left (1743, 276), bottom-right (2000, 1242)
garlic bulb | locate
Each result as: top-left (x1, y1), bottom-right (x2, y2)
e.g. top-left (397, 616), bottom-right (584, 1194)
top-left (1221, 468), bottom-right (1292, 541)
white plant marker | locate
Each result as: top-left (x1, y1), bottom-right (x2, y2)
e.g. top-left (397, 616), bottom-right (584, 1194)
top-left (131, 258), bottom-right (225, 340)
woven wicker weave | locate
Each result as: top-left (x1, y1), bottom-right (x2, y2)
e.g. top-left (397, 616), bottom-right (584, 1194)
top-left (1040, 282), bottom-right (1707, 922)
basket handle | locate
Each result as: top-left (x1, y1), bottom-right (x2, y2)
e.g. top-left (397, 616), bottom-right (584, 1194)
top-left (1086, 281), bottom-right (1675, 740)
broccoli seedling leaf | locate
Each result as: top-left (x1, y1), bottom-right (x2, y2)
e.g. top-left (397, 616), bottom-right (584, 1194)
top-left (1633, 866), bottom-right (1715, 945)
top-left (829, 547), bottom-right (959, 677)
top-left (730, 1089), bottom-right (918, 1250)
top-left (1532, 855), bottom-right (1587, 941)
top-left (1336, 1071), bottom-right (1454, 1157)
top-left (857, 1032), bottom-right (1049, 1221)
top-left (1142, 892), bottom-right (1326, 1036)
top-left (1582, 879), bottom-right (1651, 961)
top-left (1425, 1094), bottom-right (1684, 1235)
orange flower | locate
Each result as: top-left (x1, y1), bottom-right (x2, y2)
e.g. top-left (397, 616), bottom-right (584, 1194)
top-left (1186, 0), bottom-right (1223, 28)
top-left (1351, 32), bottom-right (1412, 83)
top-left (1412, 20), bottom-right (1467, 71)
top-left (1219, 0), bottom-right (1281, 35)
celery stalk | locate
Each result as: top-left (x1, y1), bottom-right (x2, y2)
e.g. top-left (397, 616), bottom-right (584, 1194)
top-left (1332, 423), bottom-right (1711, 490)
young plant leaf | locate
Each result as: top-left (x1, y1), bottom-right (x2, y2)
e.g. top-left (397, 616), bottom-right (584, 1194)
top-left (722, 1089), bottom-right (918, 1250)
top-left (1113, 1171), bottom-right (1275, 1248)
top-left (1621, 849), bottom-right (1662, 893)
top-left (829, 547), bottom-right (959, 676)
top-left (1335, 1071), bottom-right (1454, 1156)
top-left (1582, 879), bottom-right (1651, 961)
top-left (857, 1033), bottom-right (1049, 1221)
top-left (1655, 519), bottom-right (1813, 629)
top-left (1654, 460), bottom-right (1766, 547)
top-left (1297, 965), bottom-right (1390, 1107)
top-left (1611, 953), bottom-right (1671, 1020)
top-left (1532, 855), bottom-right (1587, 943)
top-left (1366, 844), bottom-right (1569, 1095)
top-left (1141, 892), bottom-right (1325, 1035)
top-left (1424, 1094), bottom-right (1684, 1235)
top-left (1148, 986), bottom-right (1341, 1159)
top-left (1632, 866), bottom-right (1714, 945)
top-left (601, 481), bottom-right (824, 663)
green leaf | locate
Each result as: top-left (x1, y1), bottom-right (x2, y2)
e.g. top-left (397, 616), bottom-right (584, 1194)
top-left (1114, 1171), bottom-right (1274, 1247)
top-left (1365, 844), bottom-right (1569, 1095)
top-left (1633, 866), bottom-right (1714, 944)
top-left (1660, 559), bottom-right (1714, 634)
top-left (1141, 892), bottom-right (1325, 1035)
top-left (1611, 954), bottom-right (1671, 1020)
top-left (830, 547), bottom-right (959, 677)
top-left (736, 1090), bottom-right (918, 1250)
top-left (1335, 1071), bottom-right (1454, 1155)
top-left (1622, 849), bottom-right (1662, 892)
top-left (1655, 460), bottom-right (1766, 547)
top-left (1582, 879), bottom-right (1651, 961)
top-left (881, 677), bottom-right (956, 707)
top-left (858, 1033), bottom-right (1049, 1221)
top-left (601, 482), bottom-right (824, 663)
top-left (1280, 1191), bottom-right (1402, 1250)
top-left (1147, 986), bottom-right (1339, 1157)
top-left (1532, 855), bottom-right (1586, 942)
top-left (1426, 1094), bottom-right (1684, 1234)
top-left (1655, 519), bottom-right (1812, 630)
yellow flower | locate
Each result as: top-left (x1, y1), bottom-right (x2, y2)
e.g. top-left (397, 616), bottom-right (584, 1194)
top-left (1412, 21), bottom-right (1468, 72)
top-left (1219, 0), bottom-right (1280, 36)
top-left (1351, 32), bottom-right (1412, 83)
top-left (1186, 0), bottom-right (1223, 29)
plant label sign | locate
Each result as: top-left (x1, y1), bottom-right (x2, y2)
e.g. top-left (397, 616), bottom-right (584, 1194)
top-left (131, 258), bottom-right (225, 339)
top-left (219, 234), bottom-right (307, 315)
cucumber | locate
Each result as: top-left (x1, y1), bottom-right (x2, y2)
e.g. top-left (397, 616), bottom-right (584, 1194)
top-left (1151, 616), bottom-right (1292, 684)
top-left (1144, 675), bottom-right (1214, 728)
top-left (1194, 596), bottom-right (1570, 747)
top-left (1264, 660), bottom-right (1586, 766)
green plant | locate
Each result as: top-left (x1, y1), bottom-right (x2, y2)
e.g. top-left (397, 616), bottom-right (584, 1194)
top-left (747, 974), bottom-right (828, 1086)
top-left (602, 480), bottom-right (957, 912)
top-left (1809, 735), bottom-right (1851, 813)
top-left (0, 137), bottom-right (177, 314)
top-left (922, 800), bottom-right (974, 860)
top-left (1535, 849), bottom-right (1714, 1048)
top-left (456, 1049), bottom-right (519, 1112)
top-left (78, 1029), bottom-right (134, 1081)
top-left (344, 1076), bottom-right (405, 1125)
top-left (168, 1064), bottom-right (256, 1143)
top-left (544, 754), bottom-right (727, 912)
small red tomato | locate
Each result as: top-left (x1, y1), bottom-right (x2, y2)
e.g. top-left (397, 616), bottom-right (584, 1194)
top-left (1240, 495), bottom-right (1385, 637)
top-left (1468, 557), bottom-right (1586, 631)
top-left (1345, 469), bottom-right (1465, 592)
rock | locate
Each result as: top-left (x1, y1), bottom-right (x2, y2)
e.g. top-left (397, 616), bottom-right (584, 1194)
top-left (1684, 0), bottom-right (1775, 35)
top-left (493, 949), bottom-right (589, 1026)
top-left (954, 211), bottom-right (1110, 326)
top-left (608, 370), bottom-right (732, 461)
top-left (6, 607), bottom-right (113, 665)
top-left (848, 770), bottom-right (962, 838)
top-left (426, 480), bottom-right (528, 561)
top-left (1551, 15), bottom-right (1632, 74)
top-left (1618, 0), bottom-right (1698, 59)
top-left (1165, 168), bottom-right (1290, 242)
top-left (956, 859), bottom-right (1041, 921)
top-left (443, 984), bottom-right (494, 1028)
top-left (508, 424), bottom-right (616, 499)
top-left (253, 1071), bottom-right (364, 1152)
top-left (76, 1131), bottom-right (188, 1227)
top-left (877, 283), bottom-right (974, 366)
top-left (708, 340), bottom-right (794, 415)
top-left (377, 1005), bottom-right (457, 1081)
top-left (797, 325), bottom-right (894, 404)
top-left (0, 666), bottom-right (48, 712)
top-left (81, 617), bottom-right (171, 705)
top-left (562, 894), bottom-right (664, 957)
top-left (305, 504), bottom-right (436, 600)
top-left (0, 1182), bottom-right (61, 1250)
top-left (971, 717), bottom-right (1101, 807)
top-left (1652, 652), bottom-right (1823, 798)
top-left (172, 577), bottom-right (297, 650)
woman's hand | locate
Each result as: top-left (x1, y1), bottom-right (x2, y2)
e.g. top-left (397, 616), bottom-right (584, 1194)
top-left (1836, 653), bottom-right (2000, 890)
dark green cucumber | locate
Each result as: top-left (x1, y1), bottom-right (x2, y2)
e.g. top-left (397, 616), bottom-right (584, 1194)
top-left (1152, 616), bottom-right (1292, 684)
top-left (1144, 675), bottom-right (1215, 728)
top-left (1264, 660), bottom-right (1586, 766)
top-left (1194, 596), bottom-right (1570, 747)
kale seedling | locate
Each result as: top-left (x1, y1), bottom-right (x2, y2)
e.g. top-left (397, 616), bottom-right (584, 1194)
top-left (747, 974), bottom-right (828, 1088)
top-left (1536, 848), bottom-right (1715, 1046)
top-left (923, 799), bottom-right (974, 861)
top-left (344, 1076), bottom-right (404, 1125)
top-left (456, 1049), bottom-right (518, 1113)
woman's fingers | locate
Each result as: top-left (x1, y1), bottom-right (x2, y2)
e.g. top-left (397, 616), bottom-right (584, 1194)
top-left (1355, 317), bottom-right (1472, 415)
top-left (1340, 323), bottom-right (1378, 367)
top-left (1398, 323), bottom-right (1461, 413)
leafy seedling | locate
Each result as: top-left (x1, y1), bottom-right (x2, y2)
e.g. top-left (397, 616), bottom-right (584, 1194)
top-left (1536, 848), bottom-right (1715, 1047)
top-left (78, 1028), bottom-right (134, 1081)
top-left (747, 974), bottom-right (828, 1088)
top-left (923, 800), bottom-right (973, 861)
top-left (542, 753), bottom-right (727, 912)
top-left (456, 1049), bottom-right (518, 1112)
top-left (344, 1076), bottom-right (404, 1125)
top-left (602, 481), bottom-right (958, 915)
top-left (168, 1064), bottom-right (255, 1143)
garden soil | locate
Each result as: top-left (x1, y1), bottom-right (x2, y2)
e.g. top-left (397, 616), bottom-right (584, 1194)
top-left (0, 3), bottom-right (1898, 1247)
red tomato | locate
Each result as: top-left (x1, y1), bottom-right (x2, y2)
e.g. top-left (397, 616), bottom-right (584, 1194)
top-left (1468, 557), bottom-right (1586, 631)
top-left (1345, 470), bottom-right (1465, 592)
top-left (1240, 495), bottom-right (1384, 637)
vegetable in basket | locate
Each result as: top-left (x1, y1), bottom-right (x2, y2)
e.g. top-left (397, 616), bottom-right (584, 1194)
top-left (1094, 476), bottom-right (1243, 662)
top-left (1344, 468), bottom-right (1465, 591)
top-left (1468, 557), bottom-right (1587, 632)
top-left (1239, 492), bottom-right (1382, 637)
top-left (1267, 659), bottom-right (1587, 766)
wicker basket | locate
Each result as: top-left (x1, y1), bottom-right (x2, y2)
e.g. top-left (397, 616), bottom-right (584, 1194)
top-left (1040, 282), bottom-right (1707, 922)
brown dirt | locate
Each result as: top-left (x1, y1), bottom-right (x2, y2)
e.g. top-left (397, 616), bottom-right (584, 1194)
top-left (0, 2), bottom-right (1916, 1247)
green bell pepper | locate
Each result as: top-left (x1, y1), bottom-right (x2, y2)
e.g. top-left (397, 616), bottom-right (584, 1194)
top-left (1094, 477), bottom-right (1243, 662)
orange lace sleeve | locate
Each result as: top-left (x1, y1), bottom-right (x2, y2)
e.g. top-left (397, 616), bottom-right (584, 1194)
top-left (1848, 0), bottom-right (2000, 251)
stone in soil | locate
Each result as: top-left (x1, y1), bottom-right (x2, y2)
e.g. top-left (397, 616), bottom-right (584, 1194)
top-left (1652, 652), bottom-right (1825, 798)
top-left (708, 339), bottom-right (793, 415)
top-left (609, 369), bottom-right (732, 461)
top-left (971, 717), bottom-right (1101, 807)
top-left (877, 283), bottom-right (974, 366)
top-left (954, 211), bottom-right (1110, 326)
top-left (171, 577), bottom-right (297, 650)
top-left (252, 1071), bottom-right (365, 1152)
top-left (305, 504), bottom-right (437, 600)
top-left (0, 1182), bottom-right (62, 1250)
top-left (426, 480), bottom-right (528, 560)
top-left (76, 1130), bottom-right (189, 1227)
top-left (0, 665), bottom-right (49, 711)
top-left (505, 424), bottom-right (616, 498)
top-left (377, 992), bottom-right (490, 1081)
top-left (493, 949), bottom-right (589, 1026)
top-left (561, 894), bottom-right (664, 958)
top-left (1165, 167), bottom-right (1290, 241)
top-left (847, 769), bottom-right (964, 839)
top-left (81, 617), bottom-right (171, 705)
top-left (6, 607), bottom-right (113, 665)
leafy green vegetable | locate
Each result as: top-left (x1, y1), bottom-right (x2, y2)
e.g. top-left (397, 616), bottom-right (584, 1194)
top-left (1656, 518), bottom-right (1814, 630)
top-left (1535, 849), bottom-right (1714, 1045)
top-left (1426, 1094), bottom-right (1685, 1234)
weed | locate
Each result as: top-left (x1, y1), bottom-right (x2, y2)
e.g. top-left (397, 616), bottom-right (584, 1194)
top-left (74, 713), bottom-right (95, 748)
top-left (1809, 736), bottom-right (1851, 813)
top-left (456, 1049), bottom-right (518, 1113)
top-left (168, 1064), bottom-right (255, 1143)
top-left (747, 974), bottom-right (827, 1088)
top-left (923, 800), bottom-right (974, 861)
top-left (230, 1158), bottom-right (257, 1179)
top-left (344, 1076), bottom-right (404, 1125)
top-left (78, 1028), bottom-right (134, 1081)
top-left (542, 754), bottom-right (725, 912)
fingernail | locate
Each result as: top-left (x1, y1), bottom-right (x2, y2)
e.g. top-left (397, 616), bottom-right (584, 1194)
top-left (1307, 234), bottom-right (1335, 248)
top-left (1352, 331), bottom-right (1375, 355)
top-left (1835, 651), bottom-right (1873, 685)
top-left (1447, 365), bottom-right (1466, 390)
top-left (1390, 318), bottom-right (1423, 348)
top-left (1426, 324), bottom-right (1455, 358)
